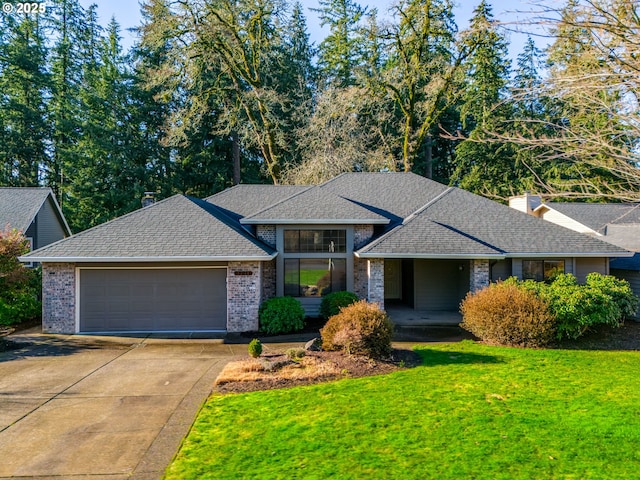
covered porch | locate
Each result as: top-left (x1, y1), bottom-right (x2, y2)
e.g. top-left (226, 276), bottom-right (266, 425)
top-left (376, 257), bottom-right (490, 326)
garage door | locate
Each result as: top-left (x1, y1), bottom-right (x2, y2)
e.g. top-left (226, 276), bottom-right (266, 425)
top-left (79, 268), bottom-right (227, 332)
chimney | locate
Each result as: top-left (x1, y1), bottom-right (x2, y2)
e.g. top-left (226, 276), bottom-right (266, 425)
top-left (141, 192), bottom-right (156, 208)
top-left (508, 192), bottom-right (542, 215)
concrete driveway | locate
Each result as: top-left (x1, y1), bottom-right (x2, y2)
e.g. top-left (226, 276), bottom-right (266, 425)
top-left (0, 330), bottom-right (252, 479)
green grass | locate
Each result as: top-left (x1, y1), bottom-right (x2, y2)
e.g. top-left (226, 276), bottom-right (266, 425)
top-left (166, 341), bottom-right (640, 479)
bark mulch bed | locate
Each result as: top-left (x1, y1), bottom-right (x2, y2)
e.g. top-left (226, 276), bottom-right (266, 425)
top-left (214, 348), bottom-right (422, 394)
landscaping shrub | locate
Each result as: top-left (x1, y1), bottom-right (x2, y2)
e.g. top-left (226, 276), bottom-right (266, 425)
top-left (248, 339), bottom-right (262, 358)
top-left (0, 228), bottom-right (41, 326)
top-left (585, 272), bottom-right (638, 320)
top-left (320, 291), bottom-right (359, 319)
top-left (498, 273), bottom-right (638, 341)
top-left (258, 296), bottom-right (305, 335)
top-left (460, 283), bottom-right (556, 348)
top-left (320, 300), bottom-right (393, 359)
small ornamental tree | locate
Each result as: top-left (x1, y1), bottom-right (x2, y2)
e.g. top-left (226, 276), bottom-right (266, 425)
top-left (0, 227), bottom-right (41, 325)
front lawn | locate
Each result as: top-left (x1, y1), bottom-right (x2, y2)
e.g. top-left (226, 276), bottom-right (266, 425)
top-left (166, 341), bottom-right (640, 479)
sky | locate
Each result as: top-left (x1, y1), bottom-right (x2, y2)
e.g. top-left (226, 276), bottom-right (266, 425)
top-left (77, 0), bottom-right (550, 61)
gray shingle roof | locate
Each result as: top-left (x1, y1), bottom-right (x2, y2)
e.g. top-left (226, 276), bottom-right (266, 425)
top-left (206, 185), bottom-right (309, 218)
top-left (22, 195), bottom-right (274, 262)
top-left (321, 172), bottom-right (450, 220)
top-left (548, 203), bottom-right (640, 232)
top-left (240, 185), bottom-right (390, 224)
top-left (358, 187), bottom-right (629, 258)
top-left (0, 188), bottom-right (69, 233)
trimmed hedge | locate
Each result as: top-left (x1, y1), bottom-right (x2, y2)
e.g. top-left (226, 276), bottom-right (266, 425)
top-left (320, 300), bottom-right (393, 359)
top-left (258, 296), bottom-right (305, 335)
top-left (320, 291), bottom-right (359, 319)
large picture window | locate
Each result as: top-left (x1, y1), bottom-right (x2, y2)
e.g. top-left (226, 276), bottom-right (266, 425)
top-left (282, 229), bottom-right (348, 297)
top-left (284, 258), bottom-right (346, 297)
top-left (522, 260), bottom-right (565, 282)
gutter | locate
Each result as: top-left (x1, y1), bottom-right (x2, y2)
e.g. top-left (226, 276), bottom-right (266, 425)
top-left (18, 253), bottom-right (278, 263)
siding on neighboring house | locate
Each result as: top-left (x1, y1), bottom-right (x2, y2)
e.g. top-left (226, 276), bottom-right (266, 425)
top-left (36, 197), bottom-right (67, 249)
top-left (610, 268), bottom-right (640, 319)
top-left (538, 209), bottom-right (597, 235)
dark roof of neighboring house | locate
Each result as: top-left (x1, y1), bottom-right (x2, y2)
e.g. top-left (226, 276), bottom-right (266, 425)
top-left (0, 187), bottom-right (71, 234)
top-left (610, 252), bottom-right (640, 271)
top-left (240, 185), bottom-right (390, 224)
top-left (206, 184), bottom-right (309, 219)
top-left (21, 195), bottom-right (275, 262)
top-left (547, 203), bottom-right (640, 233)
top-left (358, 184), bottom-right (629, 258)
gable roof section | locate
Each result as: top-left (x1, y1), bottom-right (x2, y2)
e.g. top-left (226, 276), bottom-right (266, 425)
top-left (21, 195), bottom-right (275, 262)
top-left (546, 203), bottom-right (640, 233)
top-left (358, 187), bottom-right (630, 258)
top-left (0, 187), bottom-right (71, 235)
top-left (206, 184), bottom-right (309, 219)
top-left (240, 185), bottom-right (390, 224)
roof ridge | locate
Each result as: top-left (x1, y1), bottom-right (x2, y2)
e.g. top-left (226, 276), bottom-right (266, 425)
top-left (607, 203), bottom-right (640, 225)
top-left (241, 185), bottom-right (315, 220)
top-left (402, 187), bottom-right (454, 225)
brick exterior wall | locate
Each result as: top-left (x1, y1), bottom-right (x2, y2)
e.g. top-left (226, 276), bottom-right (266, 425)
top-left (367, 258), bottom-right (385, 310)
top-left (256, 225), bottom-right (276, 248)
top-left (227, 261), bottom-right (262, 332)
top-left (42, 263), bottom-right (76, 334)
top-left (353, 257), bottom-right (368, 299)
top-left (354, 225), bottom-right (374, 249)
top-left (470, 259), bottom-right (490, 293)
top-left (261, 259), bottom-right (276, 301)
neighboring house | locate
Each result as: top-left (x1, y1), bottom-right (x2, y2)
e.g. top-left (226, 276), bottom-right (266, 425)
top-left (510, 193), bottom-right (640, 318)
top-left (21, 173), bottom-right (629, 335)
top-left (0, 188), bottom-right (72, 262)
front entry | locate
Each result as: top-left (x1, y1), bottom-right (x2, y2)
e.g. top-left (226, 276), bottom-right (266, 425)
top-left (384, 259), bottom-right (402, 300)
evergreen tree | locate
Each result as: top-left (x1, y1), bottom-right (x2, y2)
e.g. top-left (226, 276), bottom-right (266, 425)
top-left (314, 0), bottom-right (366, 88)
top-left (0, 10), bottom-right (50, 186)
top-left (451, 0), bottom-right (519, 198)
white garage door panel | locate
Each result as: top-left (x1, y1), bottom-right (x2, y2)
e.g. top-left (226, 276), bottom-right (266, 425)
top-left (79, 268), bottom-right (227, 332)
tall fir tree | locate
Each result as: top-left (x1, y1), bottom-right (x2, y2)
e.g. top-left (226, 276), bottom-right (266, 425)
top-left (0, 10), bottom-right (50, 186)
top-left (450, 0), bottom-right (519, 199)
top-left (314, 0), bottom-right (366, 88)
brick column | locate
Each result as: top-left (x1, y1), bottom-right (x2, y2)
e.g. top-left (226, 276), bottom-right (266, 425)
top-left (227, 261), bottom-right (261, 332)
top-left (470, 259), bottom-right (490, 293)
top-left (367, 258), bottom-right (385, 310)
top-left (42, 263), bottom-right (76, 334)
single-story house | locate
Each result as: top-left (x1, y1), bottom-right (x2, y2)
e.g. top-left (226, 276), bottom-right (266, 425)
top-left (510, 193), bottom-right (640, 318)
top-left (22, 173), bottom-right (630, 335)
top-left (0, 188), bottom-right (71, 264)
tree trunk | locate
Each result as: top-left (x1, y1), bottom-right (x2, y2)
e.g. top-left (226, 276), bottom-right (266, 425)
top-left (425, 134), bottom-right (433, 179)
top-left (232, 130), bottom-right (240, 185)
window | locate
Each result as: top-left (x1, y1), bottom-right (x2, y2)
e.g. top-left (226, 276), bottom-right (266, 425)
top-left (522, 260), bottom-right (565, 282)
top-left (284, 230), bottom-right (346, 253)
top-left (284, 258), bottom-right (346, 297)
top-left (282, 229), bottom-right (348, 297)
